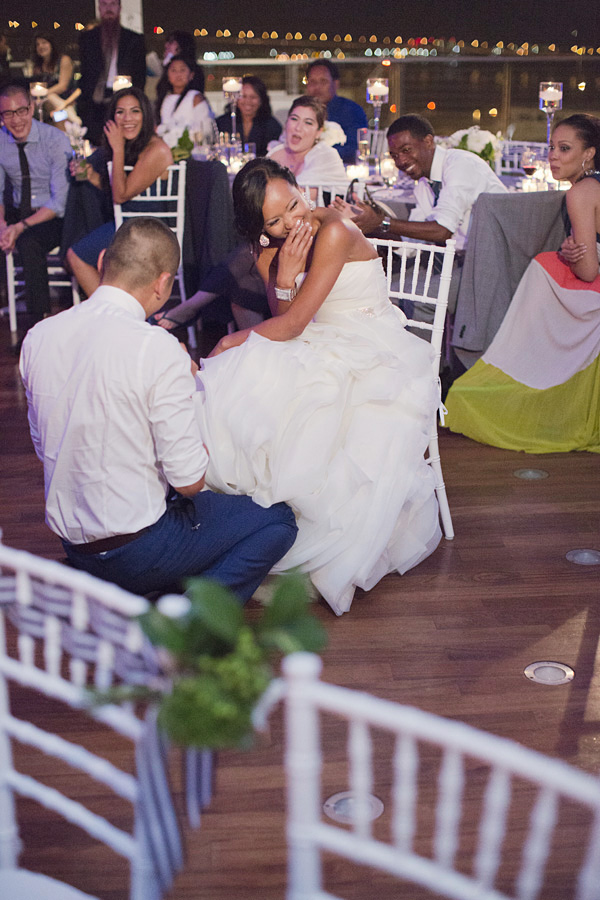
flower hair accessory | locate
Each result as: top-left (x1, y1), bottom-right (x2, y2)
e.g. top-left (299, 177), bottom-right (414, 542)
top-left (319, 120), bottom-right (347, 148)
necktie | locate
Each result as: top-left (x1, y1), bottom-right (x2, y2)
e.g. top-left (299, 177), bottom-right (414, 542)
top-left (430, 180), bottom-right (441, 205)
top-left (17, 142), bottom-right (33, 219)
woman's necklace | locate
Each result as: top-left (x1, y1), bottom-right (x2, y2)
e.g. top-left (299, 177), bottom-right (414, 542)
top-left (283, 149), bottom-right (305, 175)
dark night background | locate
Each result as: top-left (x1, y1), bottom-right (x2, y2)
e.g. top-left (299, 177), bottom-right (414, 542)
top-left (5, 0), bottom-right (600, 47)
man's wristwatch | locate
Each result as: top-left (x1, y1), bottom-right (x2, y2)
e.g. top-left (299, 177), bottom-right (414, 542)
top-left (380, 216), bottom-right (391, 234)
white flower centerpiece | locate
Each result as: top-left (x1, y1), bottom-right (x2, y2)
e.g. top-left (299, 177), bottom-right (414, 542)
top-left (64, 120), bottom-right (88, 152)
top-left (320, 120), bottom-right (347, 147)
top-left (446, 126), bottom-right (502, 168)
top-left (156, 122), bottom-right (194, 161)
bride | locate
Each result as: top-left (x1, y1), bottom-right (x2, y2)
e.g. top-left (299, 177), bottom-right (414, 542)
top-left (193, 159), bottom-right (442, 615)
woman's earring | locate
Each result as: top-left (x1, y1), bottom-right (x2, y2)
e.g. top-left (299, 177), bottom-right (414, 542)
top-left (259, 233), bottom-right (270, 247)
top-left (309, 199), bottom-right (316, 211)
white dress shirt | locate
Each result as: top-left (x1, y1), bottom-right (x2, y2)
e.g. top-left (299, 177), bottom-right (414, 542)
top-left (20, 285), bottom-right (209, 544)
top-left (410, 146), bottom-right (507, 251)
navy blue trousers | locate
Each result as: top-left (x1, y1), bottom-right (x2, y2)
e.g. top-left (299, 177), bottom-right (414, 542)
top-left (64, 491), bottom-right (298, 603)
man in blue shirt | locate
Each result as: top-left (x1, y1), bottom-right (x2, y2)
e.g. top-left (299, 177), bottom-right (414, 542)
top-left (305, 60), bottom-right (367, 164)
top-left (0, 81), bottom-right (71, 325)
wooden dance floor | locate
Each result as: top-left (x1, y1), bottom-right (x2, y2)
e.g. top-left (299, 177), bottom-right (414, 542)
top-left (1, 304), bottom-right (600, 899)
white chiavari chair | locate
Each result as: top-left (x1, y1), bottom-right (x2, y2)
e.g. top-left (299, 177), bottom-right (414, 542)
top-left (261, 653), bottom-right (600, 900)
top-left (0, 540), bottom-right (210, 899)
top-left (367, 236), bottom-right (456, 539)
top-left (495, 141), bottom-right (549, 178)
top-left (3, 250), bottom-right (80, 334)
top-left (108, 160), bottom-right (196, 346)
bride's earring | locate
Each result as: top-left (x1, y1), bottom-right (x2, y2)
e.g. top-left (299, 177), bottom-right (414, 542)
top-left (259, 233), bottom-right (270, 248)
top-left (309, 199), bottom-right (316, 211)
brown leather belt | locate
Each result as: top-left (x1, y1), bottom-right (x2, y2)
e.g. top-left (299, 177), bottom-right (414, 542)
top-left (68, 527), bottom-right (150, 556)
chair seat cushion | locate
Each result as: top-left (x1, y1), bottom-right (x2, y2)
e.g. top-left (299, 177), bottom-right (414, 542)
top-left (0, 868), bottom-right (98, 899)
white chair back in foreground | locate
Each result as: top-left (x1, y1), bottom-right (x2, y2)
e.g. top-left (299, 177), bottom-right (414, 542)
top-left (0, 541), bottom-right (204, 900)
top-left (275, 653), bottom-right (600, 900)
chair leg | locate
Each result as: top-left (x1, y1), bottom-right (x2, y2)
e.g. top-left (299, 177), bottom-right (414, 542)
top-left (6, 252), bottom-right (17, 333)
top-left (427, 429), bottom-right (454, 540)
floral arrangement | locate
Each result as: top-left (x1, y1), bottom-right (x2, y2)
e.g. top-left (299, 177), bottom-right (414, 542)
top-left (156, 123), bottom-right (194, 161)
top-left (320, 120), bottom-right (347, 147)
top-left (446, 126), bottom-right (502, 167)
top-left (90, 571), bottom-right (327, 749)
top-left (64, 120), bottom-right (88, 151)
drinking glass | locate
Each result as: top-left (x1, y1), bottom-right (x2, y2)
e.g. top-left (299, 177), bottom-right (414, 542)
top-left (521, 149), bottom-right (539, 178)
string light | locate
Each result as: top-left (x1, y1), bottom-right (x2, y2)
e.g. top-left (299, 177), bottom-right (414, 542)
top-left (75, 23), bottom-right (84, 30)
top-left (427, 101), bottom-right (436, 110)
top-left (53, 21), bottom-right (60, 28)
top-left (31, 21), bottom-right (37, 27)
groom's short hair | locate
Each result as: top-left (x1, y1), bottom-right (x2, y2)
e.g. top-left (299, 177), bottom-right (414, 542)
top-left (101, 218), bottom-right (180, 289)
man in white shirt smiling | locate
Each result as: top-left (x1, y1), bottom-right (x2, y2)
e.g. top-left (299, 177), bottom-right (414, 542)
top-left (336, 113), bottom-right (506, 249)
top-left (20, 217), bottom-right (297, 600)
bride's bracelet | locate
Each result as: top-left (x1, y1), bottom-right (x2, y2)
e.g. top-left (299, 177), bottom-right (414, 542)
top-left (274, 285), bottom-right (297, 302)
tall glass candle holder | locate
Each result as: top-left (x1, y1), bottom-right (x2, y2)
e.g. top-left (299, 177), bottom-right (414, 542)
top-left (366, 78), bottom-right (389, 131)
top-left (30, 82), bottom-right (48, 121)
top-left (539, 82), bottom-right (563, 144)
top-left (222, 76), bottom-right (243, 139)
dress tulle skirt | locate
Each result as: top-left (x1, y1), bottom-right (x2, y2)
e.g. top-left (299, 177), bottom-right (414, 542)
top-left (193, 258), bottom-right (442, 615)
top-left (446, 251), bottom-right (600, 454)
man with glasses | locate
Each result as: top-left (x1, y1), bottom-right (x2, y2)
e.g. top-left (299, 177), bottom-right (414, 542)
top-left (0, 81), bottom-right (71, 329)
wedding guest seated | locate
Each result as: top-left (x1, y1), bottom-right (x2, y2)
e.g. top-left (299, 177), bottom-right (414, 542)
top-left (66, 86), bottom-right (172, 297)
top-left (0, 81), bottom-right (71, 329)
top-left (445, 114), bottom-right (600, 454)
top-left (155, 54), bottom-right (214, 140)
top-left (267, 96), bottom-right (346, 187)
top-left (21, 216), bottom-right (298, 599)
top-left (28, 32), bottom-right (75, 113)
top-left (333, 114), bottom-right (507, 323)
top-left (305, 59), bottom-right (367, 164)
top-left (216, 75), bottom-right (281, 157)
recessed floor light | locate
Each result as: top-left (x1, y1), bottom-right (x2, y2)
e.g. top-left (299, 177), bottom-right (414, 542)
top-left (513, 468), bottom-right (549, 480)
top-left (524, 661), bottom-right (575, 685)
top-left (323, 791), bottom-right (384, 824)
top-left (566, 549), bottom-right (600, 566)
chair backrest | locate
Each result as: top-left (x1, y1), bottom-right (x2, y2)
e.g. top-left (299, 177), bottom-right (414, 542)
top-left (279, 653), bottom-right (600, 900)
top-left (300, 181), bottom-right (362, 208)
top-left (367, 236), bottom-right (456, 539)
top-left (359, 128), bottom-right (388, 159)
top-left (0, 542), bottom-right (187, 900)
top-left (368, 236), bottom-right (455, 376)
top-left (495, 141), bottom-right (549, 177)
top-left (110, 161), bottom-right (187, 245)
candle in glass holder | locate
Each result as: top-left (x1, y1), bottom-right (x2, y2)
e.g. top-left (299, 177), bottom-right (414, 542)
top-left (538, 82), bottom-right (563, 113)
top-left (222, 76), bottom-right (242, 96)
top-left (113, 75), bottom-right (133, 91)
top-left (366, 78), bottom-right (389, 104)
top-left (30, 82), bottom-right (48, 99)
top-left (379, 153), bottom-right (397, 182)
top-left (347, 163), bottom-right (370, 180)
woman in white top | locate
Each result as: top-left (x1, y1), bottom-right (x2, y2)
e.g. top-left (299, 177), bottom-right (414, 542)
top-left (156, 54), bottom-right (214, 138)
top-left (267, 96), bottom-right (346, 186)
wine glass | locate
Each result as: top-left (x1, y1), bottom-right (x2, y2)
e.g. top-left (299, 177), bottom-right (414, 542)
top-left (357, 128), bottom-right (370, 164)
top-left (521, 149), bottom-right (539, 178)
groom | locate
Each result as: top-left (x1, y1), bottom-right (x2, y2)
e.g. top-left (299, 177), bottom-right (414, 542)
top-left (20, 217), bottom-right (298, 601)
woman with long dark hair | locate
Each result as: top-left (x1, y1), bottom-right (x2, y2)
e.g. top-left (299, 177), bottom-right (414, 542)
top-left (156, 54), bottom-right (214, 138)
top-left (66, 86), bottom-right (172, 297)
top-left (216, 75), bottom-right (281, 156)
top-left (29, 32), bottom-right (74, 101)
top-left (446, 114), bottom-right (600, 453)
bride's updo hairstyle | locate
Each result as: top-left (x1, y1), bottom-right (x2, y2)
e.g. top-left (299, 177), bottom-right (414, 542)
top-left (555, 114), bottom-right (600, 166)
top-left (232, 158), bottom-right (299, 242)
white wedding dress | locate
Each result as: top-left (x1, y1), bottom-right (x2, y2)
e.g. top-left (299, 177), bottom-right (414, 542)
top-left (193, 257), bottom-right (442, 615)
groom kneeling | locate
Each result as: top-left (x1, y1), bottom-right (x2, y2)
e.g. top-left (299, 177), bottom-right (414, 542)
top-left (20, 217), bottom-right (297, 600)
